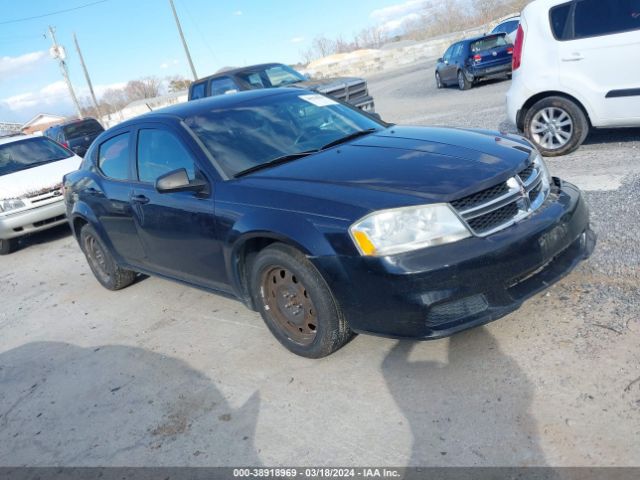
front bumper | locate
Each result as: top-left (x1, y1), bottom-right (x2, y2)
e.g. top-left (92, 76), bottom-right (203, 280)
top-left (312, 180), bottom-right (595, 339)
top-left (0, 200), bottom-right (67, 240)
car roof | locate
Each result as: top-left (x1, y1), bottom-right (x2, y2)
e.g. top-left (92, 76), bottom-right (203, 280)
top-left (0, 133), bottom-right (42, 146)
top-left (194, 63), bottom-right (285, 83)
top-left (115, 88), bottom-right (301, 127)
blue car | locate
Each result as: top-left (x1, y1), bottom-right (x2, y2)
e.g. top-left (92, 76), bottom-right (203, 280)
top-left (63, 88), bottom-right (595, 358)
top-left (435, 33), bottom-right (514, 90)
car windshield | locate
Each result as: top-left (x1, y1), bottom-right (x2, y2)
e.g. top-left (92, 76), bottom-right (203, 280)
top-left (0, 137), bottom-right (73, 176)
top-left (471, 34), bottom-right (509, 52)
top-left (237, 65), bottom-right (306, 88)
top-left (62, 119), bottom-right (103, 139)
top-left (184, 91), bottom-right (383, 177)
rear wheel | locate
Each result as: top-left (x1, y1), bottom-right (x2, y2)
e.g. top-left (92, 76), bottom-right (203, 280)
top-left (80, 224), bottom-right (136, 290)
top-left (250, 243), bottom-right (353, 358)
top-left (457, 70), bottom-right (471, 90)
top-left (524, 96), bottom-right (589, 156)
top-left (0, 238), bottom-right (18, 255)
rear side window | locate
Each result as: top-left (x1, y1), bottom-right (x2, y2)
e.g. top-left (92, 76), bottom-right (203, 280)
top-left (98, 134), bottom-right (130, 180)
top-left (209, 77), bottom-right (239, 96)
top-left (190, 82), bottom-right (206, 100)
top-left (136, 129), bottom-right (195, 183)
top-left (552, 0), bottom-right (640, 40)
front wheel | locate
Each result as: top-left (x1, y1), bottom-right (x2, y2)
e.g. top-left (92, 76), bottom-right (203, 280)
top-left (0, 238), bottom-right (18, 255)
top-left (80, 224), bottom-right (136, 290)
top-left (457, 70), bottom-right (471, 90)
top-left (524, 96), bottom-right (589, 156)
top-left (250, 243), bottom-right (353, 358)
top-left (435, 71), bottom-right (443, 89)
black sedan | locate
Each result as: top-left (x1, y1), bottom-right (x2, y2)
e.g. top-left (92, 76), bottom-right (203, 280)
top-left (435, 33), bottom-right (513, 90)
top-left (63, 88), bottom-right (595, 358)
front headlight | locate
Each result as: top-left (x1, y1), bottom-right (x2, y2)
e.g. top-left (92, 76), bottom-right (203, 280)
top-left (349, 204), bottom-right (471, 256)
top-left (0, 198), bottom-right (26, 213)
top-left (533, 153), bottom-right (551, 190)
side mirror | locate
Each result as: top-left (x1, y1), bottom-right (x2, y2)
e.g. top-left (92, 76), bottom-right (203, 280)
top-left (437, 57), bottom-right (443, 63)
top-left (155, 168), bottom-right (208, 194)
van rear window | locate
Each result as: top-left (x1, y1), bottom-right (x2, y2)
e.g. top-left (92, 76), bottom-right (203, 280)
top-left (63, 119), bottom-right (103, 139)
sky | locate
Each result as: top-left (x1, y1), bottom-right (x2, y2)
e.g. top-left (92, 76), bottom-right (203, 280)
top-left (0, 0), bottom-right (430, 123)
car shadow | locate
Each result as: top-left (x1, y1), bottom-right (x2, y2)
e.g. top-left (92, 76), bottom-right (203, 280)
top-left (14, 224), bottom-right (73, 251)
top-left (0, 342), bottom-right (262, 466)
top-left (381, 328), bottom-right (553, 469)
top-left (583, 127), bottom-right (640, 146)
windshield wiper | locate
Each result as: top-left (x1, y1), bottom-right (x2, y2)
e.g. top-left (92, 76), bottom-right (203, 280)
top-left (234, 150), bottom-right (317, 178)
top-left (319, 128), bottom-right (378, 151)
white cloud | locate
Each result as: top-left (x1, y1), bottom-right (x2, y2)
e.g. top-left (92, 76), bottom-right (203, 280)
top-left (290, 36), bottom-right (305, 44)
top-left (160, 63), bottom-right (169, 69)
top-left (233, 10), bottom-right (243, 16)
top-left (0, 51), bottom-right (48, 80)
top-left (370, 0), bottom-right (430, 33)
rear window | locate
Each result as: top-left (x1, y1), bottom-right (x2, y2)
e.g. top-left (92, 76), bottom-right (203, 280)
top-left (551, 0), bottom-right (640, 40)
top-left (63, 119), bottom-right (104, 139)
top-left (0, 137), bottom-right (73, 176)
top-left (470, 35), bottom-right (509, 52)
top-left (209, 77), bottom-right (239, 96)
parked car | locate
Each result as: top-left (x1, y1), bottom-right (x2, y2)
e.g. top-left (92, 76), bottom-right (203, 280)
top-left (188, 62), bottom-right (375, 112)
top-left (436, 33), bottom-right (513, 90)
top-left (507, 0), bottom-right (640, 156)
top-left (63, 88), bottom-right (595, 358)
top-left (44, 118), bottom-right (104, 157)
top-left (491, 16), bottom-right (521, 43)
top-left (0, 135), bottom-right (82, 254)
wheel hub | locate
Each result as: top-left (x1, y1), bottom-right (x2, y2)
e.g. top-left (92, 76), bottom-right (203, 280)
top-left (530, 107), bottom-right (573, 150)
top-left (261, 266), bottom-right (318, 345)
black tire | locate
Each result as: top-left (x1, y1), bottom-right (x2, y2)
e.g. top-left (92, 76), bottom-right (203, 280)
top-left (250, 243), bottom-right (353, 358)
top-left (80, 224), bottom-right (136, 291)
top-left (0, 238), bottom-right (18, 255)
top-left (457, 70), bottom-right (471, 90)
top-left (523, 96), bottom-right (589, 157)
top-left (435, 71), bottom-right (443, 89)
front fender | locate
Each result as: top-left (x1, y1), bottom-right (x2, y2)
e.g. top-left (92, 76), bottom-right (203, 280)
top-left (222, 206), bottom-right (351, 305)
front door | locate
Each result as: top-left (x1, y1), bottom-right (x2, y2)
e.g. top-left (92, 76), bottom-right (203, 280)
top-left (129, 126), bottom-right (228, 291)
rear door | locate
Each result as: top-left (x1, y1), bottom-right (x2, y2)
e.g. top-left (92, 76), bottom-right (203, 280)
top-left (129, 123), bottom-right (228, 290)
top-left (554, 0), bottom-right (640, 126)
top-left (469, 34), bottom-right (512, 70)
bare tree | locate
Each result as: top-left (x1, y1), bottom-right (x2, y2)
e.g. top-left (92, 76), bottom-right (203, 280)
top-left (125, 76), bottom-right (162, 100)
top-left (167, 75), bottom-right (192, 93)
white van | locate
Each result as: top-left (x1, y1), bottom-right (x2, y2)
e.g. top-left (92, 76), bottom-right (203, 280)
top-left (506, 0), bottom-right (640, 156)
top-left (0, 135), bottom-right (82, 254)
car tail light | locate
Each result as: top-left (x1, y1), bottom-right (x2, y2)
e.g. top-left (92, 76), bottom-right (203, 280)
top-left (513, 25), bottom-right (524, 70)
top-left (62, 142), bottom-right (69, 148)
top-left (507, 46), bottom-right (514, 55)
top-left (473, 54), bottom-right (482, 62)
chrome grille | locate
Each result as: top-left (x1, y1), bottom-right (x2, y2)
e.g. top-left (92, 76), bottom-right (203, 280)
top-left (323, 81), bottom-right (368, 102)
top-left (451, 160), bottom-right (550, 237)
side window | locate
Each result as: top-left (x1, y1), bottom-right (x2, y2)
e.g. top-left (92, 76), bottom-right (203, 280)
top-left (209, 77), bottom-right (239, 96)
top-left (443, 46), bottom-right (453, 61)
top-left (98, 133), bottom-right (130, 180)
top-left (136, 129), bottom-right (196, 184)
top-left (574, 0), bottom-right (640, 38)
top-left (56, 131), bottom-right (65, 143)
top-left (191, 82), bottom-right (206, 100)
top-left (503, 20), bottom-right (519, 34)
top-left (453, 43), bottom-right (464, 58)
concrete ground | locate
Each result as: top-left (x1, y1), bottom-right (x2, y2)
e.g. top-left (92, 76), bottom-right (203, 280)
top-left (1, 61), bottom-right (639, 467)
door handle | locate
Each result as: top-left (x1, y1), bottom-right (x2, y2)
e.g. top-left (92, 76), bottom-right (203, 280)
top-left (131, 194), bottom-right (150, 204)
top-left (85, 187), bottom-right (102, 196)
top-left (562, 54), bottom-right (584, 62)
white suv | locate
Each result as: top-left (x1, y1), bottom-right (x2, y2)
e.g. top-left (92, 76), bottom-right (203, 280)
top-left (506, 0), bottom-right (640, 156)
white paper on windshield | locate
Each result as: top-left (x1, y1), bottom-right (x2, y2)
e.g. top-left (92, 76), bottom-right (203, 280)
top-left (299, 94), bottom-right (338, 107)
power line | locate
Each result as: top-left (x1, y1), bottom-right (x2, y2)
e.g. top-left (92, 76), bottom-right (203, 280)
top-left (0, 1), bottom-right (108, 26)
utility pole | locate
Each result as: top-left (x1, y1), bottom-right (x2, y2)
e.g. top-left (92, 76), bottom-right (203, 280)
top-left (168, 0), bottom-right (197, 80)
top-left (48, 26), bottom-right (83, 119)
top-left (73, 32), bottom-right (102, 119)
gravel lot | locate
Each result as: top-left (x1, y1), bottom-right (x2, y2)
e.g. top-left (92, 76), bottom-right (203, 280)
top-left (1, 60), bottom-right (639, 468)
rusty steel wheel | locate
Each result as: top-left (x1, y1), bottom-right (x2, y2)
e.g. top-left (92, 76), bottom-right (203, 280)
top-left (261, 266), bottom-right (318, 346)
top-left (250, 243), bottom-right (353, 358)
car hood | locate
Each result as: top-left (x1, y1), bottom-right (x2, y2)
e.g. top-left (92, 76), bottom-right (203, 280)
top-left (0, 155), bottom-right (81, 200)
top-left (246, 126), bottom-right (534, 205)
